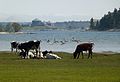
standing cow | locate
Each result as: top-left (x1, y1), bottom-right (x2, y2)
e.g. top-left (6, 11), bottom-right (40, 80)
top-left (18, 40), bottom-right (40, 59)
top-left (73, 42), bottom-right (94, 59)
top-left (11, 41), bottom-right (19, 52)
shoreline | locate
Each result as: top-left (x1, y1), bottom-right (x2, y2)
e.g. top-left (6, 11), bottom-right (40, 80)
top-left (0, 29), bottom-right (120, 35)
top-left (94, 51), bottom-right (119, 54)
top-left (0, 50), bottom-right (119, 54)
top-left (0, 32), bottom-right (36, 34)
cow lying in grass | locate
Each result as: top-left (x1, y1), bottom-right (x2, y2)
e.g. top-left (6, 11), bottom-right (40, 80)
top-left (19, 50), bottom-right (61, 59)
top-left (20, 51), bottom-right (39, 59)
top-left (42, 50), bottom-right (61, 59)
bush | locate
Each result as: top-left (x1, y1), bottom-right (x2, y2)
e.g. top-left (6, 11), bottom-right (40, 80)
top-left (4, 22), bottom-right (22, 32)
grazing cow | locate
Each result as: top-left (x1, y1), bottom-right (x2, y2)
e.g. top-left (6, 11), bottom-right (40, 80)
top-left (73, 42), bottom-right (94, 59)
top-left (18, 40), bottom-right (40, 59)
top-left (11, 41), bottom-right (19, 52)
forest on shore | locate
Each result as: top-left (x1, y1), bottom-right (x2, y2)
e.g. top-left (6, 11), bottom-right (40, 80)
top-left (90, 8), bottom-right (120, 31)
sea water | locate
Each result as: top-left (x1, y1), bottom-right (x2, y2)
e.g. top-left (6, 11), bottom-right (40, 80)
top-left (0, 30), bottom-right (120, 53)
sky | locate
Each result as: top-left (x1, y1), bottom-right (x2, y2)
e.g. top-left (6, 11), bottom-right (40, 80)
top-left (0, 0), bottom-right (120, 22)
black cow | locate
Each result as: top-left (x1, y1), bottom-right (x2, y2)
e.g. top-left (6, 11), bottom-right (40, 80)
top-left (11, 41), bottom-right (19, 52)
top-left (18, 40), bottom-right (40, 59)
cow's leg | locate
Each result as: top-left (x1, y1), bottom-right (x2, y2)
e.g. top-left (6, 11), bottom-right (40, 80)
top-left (90, 50), bottom-right (92, 59)
top-left (38, 45), bottom-right (40, 57)
top-left (81, 51), bottom-right (84, 59)
top-left (23, 51), bottom-right (26, 59)
top-left (20, 50), bottom-right (23, 58)
top-left (26, 50), bottom-right (29, 59)
top-left (16, 48), bottom-right (18, 52)
top-left (88, 50), bottom-right (91, 59)
top-left (11, 47), bottom-right (13, 52)
top-left (73, 52), bottom-right (77, 59)
top-left (74, 54), bottom-right (77, 59)
top-left (36, 49), bottom-right (39, 58)
top-left (36, 49), bottom-right (38, 56)
top-left (77, 52), bottom-right (80, 59)
top-left (23, 50), bottom-right (28, 59)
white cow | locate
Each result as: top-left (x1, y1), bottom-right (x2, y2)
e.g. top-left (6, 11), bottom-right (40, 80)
top-left (44, 53), bottom-right (62, 59)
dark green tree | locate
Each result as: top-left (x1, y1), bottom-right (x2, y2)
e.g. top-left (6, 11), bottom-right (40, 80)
top-left (92, 8), bottom-right (120, 31)
top-left (95, 20), bottom-right (99, 30)
top-left (12, 22), bottom-right (22, 32)
top-left (90, 18), bottom-right (95, 29)
top-left (4, 22), bottom-right (22, 32)
top-left (112, 8), bottom-right (118, 28)
top-left (4, 23), bottom-right (13, 32)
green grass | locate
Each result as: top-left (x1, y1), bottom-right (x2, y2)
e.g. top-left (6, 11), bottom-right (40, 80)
top-left (0, 51), bottom-right (120, 82)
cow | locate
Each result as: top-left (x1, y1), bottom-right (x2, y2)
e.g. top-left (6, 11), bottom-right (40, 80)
top-left (45, 53), bottom-right (62, 59)
top-left (42, 50), bottom-right (61, 59)
top-left (18, 40), bottom-right (40, 59)
top-left (11, 41), bottom-right (19, 52)
top-left (73, 42), bottom-right (94, 59)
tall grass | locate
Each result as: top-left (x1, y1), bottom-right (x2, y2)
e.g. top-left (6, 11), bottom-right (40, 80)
top-left (0, 51), bottom-right (120, 82)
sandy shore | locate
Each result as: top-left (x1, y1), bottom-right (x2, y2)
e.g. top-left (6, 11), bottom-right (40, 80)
top-left (0, 32), bottom-right (36, 34)
top-left (93, 51), bottom-right (119, 54)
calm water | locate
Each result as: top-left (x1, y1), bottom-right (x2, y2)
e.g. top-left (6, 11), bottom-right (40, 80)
top-left (0, 30), bottom-right (120, 53)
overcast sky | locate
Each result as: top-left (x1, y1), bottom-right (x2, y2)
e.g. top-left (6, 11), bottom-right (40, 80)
top-left (0, 0), bottom-right (120, 22)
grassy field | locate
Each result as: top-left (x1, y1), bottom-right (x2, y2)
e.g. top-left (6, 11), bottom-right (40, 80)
top-left (0, 51), bottom-right (120, 82)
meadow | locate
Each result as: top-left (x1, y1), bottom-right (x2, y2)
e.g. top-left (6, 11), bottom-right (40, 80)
top-left (0, 51), bottom-right (120, 82)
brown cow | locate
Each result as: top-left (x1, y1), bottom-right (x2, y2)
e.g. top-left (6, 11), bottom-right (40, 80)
top-left (73, 42), bottom-right (94, 59)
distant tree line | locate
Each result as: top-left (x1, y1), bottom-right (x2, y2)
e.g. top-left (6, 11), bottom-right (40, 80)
top-left (54, 21), bottom-right (90, 30)
top-left (0, 22), bottom-right (22, 32)
top-left (90, 8), bottom-right (120, 31)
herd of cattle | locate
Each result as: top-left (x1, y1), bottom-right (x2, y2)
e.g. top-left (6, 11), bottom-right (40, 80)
top-left (11, 40), bottom-right (62, 59)
top-left (11, 40), bottom-right (94, 59)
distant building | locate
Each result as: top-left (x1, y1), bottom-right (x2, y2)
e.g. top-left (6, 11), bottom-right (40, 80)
top-left (31, 18), bottom-right (44, 26)
top-left (44, 21), bottom-right (52, 27)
